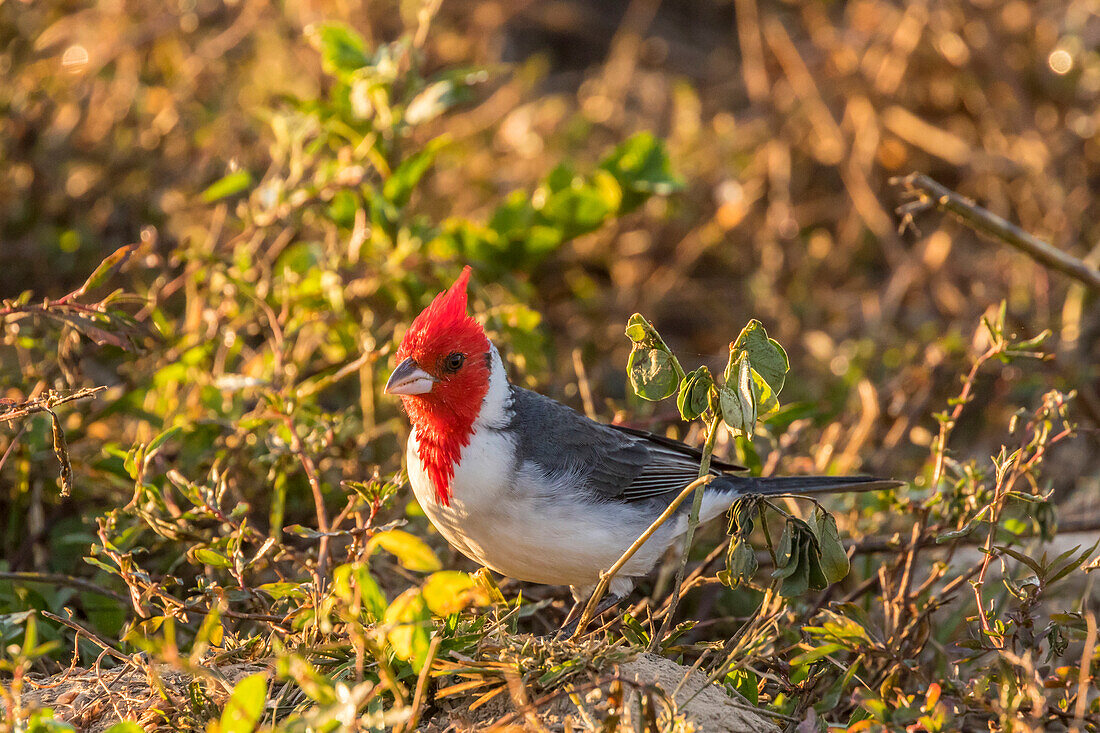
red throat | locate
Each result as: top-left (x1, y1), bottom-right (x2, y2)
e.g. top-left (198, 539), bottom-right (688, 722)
top-left (397, 267), bottom-right (491, 505)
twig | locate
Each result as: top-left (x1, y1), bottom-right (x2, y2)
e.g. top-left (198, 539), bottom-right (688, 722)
top-left (931, 342), bottom-right (1001, 486)
top-left (403, 635), bottom-right (442, 733)
top-left (0, 386), bottom-right (107, 424)
top-left (0, 572), bottom-right (128, 604)
top-left (0, 424), bottom-right (27, 473)
top-left (281, 413), bottom-right (331, 590)
top-left (572, 474), bottom-right (716, 639)
top-left (572, 348), bottom-right (598, 420)
top-left (295, 351), bottom-right (372, 399)
top-left (1071, 613), bottom-right (1097, 733)
top-left (41, 611), bottom-right (133, 665)
top-left (893, 173), bottom-right (1100, 292)
top-left (649, 414), bottom-right (721, 652)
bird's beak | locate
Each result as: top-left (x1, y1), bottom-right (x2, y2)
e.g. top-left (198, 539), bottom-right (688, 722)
top-left (384, 357), bottom-right (438, 396)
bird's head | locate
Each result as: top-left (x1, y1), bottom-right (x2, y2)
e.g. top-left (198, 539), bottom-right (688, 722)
top-left (385, 267), bottom-right (492, 504)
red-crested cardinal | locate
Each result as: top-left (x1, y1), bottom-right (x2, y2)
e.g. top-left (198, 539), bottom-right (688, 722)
top-left (385, 267), bottom-right (899, 619)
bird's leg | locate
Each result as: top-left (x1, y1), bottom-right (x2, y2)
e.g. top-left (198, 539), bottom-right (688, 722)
top-left (556, 593), bottom-right (625, 639)
top-left (560, 598), bottom-right (584, 630)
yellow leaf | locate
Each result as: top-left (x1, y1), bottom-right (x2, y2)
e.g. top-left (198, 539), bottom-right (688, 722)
top-left (369, 529), bottom-right (441, 572)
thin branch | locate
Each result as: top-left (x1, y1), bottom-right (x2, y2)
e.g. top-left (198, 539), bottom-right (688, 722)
top-left (0, 424), bottom-right (27, 473)
top-left (402, 634), bottom-right (442, 733)
top-left (0, 386), bottom-right (107, 424)
top-left (41, 611), bottom-right (133, 665)
top-left (1071, 613), bottom-right (1098, 732)
top-left (649, 414), bottom-right (721, 651)
top-left (281, 413), bottom-right (331, 590)
top-left (893, 173), bottom-right (1100, 292)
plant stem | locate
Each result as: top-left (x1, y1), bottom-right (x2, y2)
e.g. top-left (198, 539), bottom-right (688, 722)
top-left (648, 413), bottom-right (721, 652)
top-left (894, 173), bottom-right (1100, 293)
top-left (281, 413), bottom-right (331, 593)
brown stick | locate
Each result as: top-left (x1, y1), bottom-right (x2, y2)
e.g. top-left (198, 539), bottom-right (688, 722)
top-left (0, 386), bottom-right (107, 423)
top-left (893, 173), bottom-right (1100, 292)
top-left (281, 414), bottom-right (331, 590)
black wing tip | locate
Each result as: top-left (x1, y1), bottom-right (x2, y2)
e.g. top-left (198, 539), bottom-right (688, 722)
top-left (749, 475), bottom-right (905, 496)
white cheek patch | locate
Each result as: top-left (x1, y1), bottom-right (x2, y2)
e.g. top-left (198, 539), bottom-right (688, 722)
top-left (474, 344), bottom-right (512, 430)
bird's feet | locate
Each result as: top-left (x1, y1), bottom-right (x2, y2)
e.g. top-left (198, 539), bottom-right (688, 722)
top-left (555, 593), bottom-right (624, 639)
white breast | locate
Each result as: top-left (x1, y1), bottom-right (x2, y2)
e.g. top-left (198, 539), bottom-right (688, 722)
top-left (408, 429), bottom-right (673, 593)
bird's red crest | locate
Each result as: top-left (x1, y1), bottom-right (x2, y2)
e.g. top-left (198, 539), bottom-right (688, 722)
top-left (397, 266), bottom-right (491, 506)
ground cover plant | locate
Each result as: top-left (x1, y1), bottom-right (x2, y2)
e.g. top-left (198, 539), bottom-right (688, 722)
top-left (2, 1), bottom-right (1099, 731)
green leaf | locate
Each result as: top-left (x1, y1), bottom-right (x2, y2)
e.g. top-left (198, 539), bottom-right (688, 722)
top-left (598, 132), bottom-right (682, 211)
top-left (202, 170), bottom-right (253, 203)
top-left (718, 355), bottom-right (757, 435)
top-left (383, 136), bottom-right (448, 208)
top-left (25, 711), bottom-right (76, 732)
top-left (624, 313), bottom-right (652, 343)
top-left (773, 521), bottom-right (796, 577)
top-left (628, 348), bottom-right (680, 401)
top-left (1010, 329), bottom-right (1051, 352)
top-left (144, 425), bottom-right (182, 462)
top-left (332, 563), bottom-right (388, 621)
top-left (77, 244), bottom-right (134, 296)
top-left (812, 510), bottom-right (850, 584)
top-left (728, 320), bottom-right (789, 395)
top-left (936, 509), bottom-right (989, 543)
top-left (256, 582), bottom-right (306, 602)
top-left (537, 170), bottom-right (622, 239)
top-left (284, 524), bottom-right (325, 539)
top-left (369, 529), bottom-right (442, 572)
top-left (676, 367), bottom-right (713, 421)
top-left (309, 22), bottom-right (369, 76)
top-left (790, 642), bottom-right (846, 667)
top-left (780, 545), bottom-right (810, 596)
top-left (720, 537), bottom-right (758, 588)
top-left (1048, 539), bottom-right (1100, 584)
top-left (620, 612), bottom-right (650, 647)
top-left (726, 669), bottom-right (759, 706)
top-left (190, 547), bottom-right (232, 569)
top-left (217, 672), bottom-right (268, 733)
top-left (384, 589), bottom-right (432, 671)
top-left (806, 543), bottom-right (828, 591)
top-left (773, 520), bottom-right (820, 596)
top-left (750, 370), bottom-right (780, 416)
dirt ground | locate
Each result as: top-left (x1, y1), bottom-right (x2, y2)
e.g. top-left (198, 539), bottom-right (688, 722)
top-left (426, 652), bottom-right (779, 732)
top-left (17, 662), bottom-right (266, 732)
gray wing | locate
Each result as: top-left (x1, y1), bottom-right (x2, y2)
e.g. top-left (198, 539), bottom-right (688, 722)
top-left (505, 386), bottom-right (734, 503)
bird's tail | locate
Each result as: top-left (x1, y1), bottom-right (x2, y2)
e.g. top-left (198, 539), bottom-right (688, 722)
top-left (716, 474), bottom-right (903, 497)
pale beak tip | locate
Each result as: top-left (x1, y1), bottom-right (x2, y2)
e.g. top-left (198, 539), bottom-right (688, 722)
top-left (385, 357), bottom-right (437, 396)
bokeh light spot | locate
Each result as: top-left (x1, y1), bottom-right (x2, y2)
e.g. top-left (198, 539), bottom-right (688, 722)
top-left (1048, 49), bottom-right (1072, 75)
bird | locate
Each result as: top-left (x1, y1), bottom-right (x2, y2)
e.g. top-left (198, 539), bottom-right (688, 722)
top-left (384, 266), bottom-right (900, 628)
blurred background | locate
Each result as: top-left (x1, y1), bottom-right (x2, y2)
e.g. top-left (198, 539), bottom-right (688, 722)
top-left (4, 0), bottom-right (1097, 482)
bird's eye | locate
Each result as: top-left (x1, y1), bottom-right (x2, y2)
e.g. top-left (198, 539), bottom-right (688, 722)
top-left (443, 352), bottom-right (465, 372)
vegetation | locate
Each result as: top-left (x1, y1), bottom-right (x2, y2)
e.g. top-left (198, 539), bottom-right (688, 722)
top-left (2, 1), bottom-right (1098, 730)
